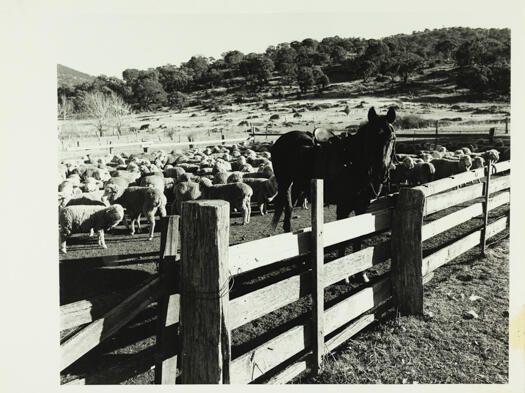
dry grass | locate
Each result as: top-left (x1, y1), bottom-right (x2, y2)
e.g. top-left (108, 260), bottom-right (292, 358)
top-left (296, 238), bottom-right (509, 384)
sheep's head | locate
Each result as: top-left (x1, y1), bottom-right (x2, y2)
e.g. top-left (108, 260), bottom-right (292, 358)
top-left (420, 153), bottom-right (432, 162)
top-left (472, 156), bottom-right (485, 169)
top-left (458, 155), bottom-right (472, 171)
top-left (102, 183), bottom-right (122, 203)
top-left (461, 147), bottom-right (472, 155)
top-left (431, 151), bottom-right (443, 159)
top-left (436, 145), bottom-right (447, 153)
top-left (483, 149), bottom-right (500, 163)
top-left (401, 156), bottom-right (415, 170)
top-left (199, 177), bottom-right (213, 188)
top-left (163, 177), bottom-right (175, 190)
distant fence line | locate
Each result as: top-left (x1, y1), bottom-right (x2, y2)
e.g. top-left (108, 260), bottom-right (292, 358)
top-left (61, 136), bottom-right (254, 155)
top-left (60, 159), bottom-right (510, 384)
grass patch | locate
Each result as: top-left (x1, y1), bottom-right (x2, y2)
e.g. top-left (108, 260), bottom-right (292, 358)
top-left (395, 115), bottom-right (436, 129)
top-left (294, 237), bottom-right (509, 384)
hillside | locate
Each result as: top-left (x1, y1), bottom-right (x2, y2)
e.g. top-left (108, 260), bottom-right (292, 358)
top-left (57, 64), bottom-right (95, 88)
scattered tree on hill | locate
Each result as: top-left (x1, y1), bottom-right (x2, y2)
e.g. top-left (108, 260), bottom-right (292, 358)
top-left (108, 93), bottom-right (132, 136)
top-left (57, 94), bottom-right (73, 120)
top-left (82, 91), bottom-right (112, 137)
top-left (297, 66), bottom-right (315, 93)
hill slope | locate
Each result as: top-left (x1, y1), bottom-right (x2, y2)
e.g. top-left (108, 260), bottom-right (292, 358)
top-left (57, 64), bottom-right (95, 88)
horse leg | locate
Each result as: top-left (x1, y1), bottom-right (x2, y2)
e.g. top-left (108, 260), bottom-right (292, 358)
top-left (283, 186), bottom-right (293, 232)
top-left (272, 180), bottom-right (292, 231)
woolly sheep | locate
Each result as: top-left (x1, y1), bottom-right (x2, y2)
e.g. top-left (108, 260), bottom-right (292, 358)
top-left (59, 204), bottom-right (124, 253)
top-left (431, 156), bottom-right (472, 180)
top-left (140, 175), bottom-right (165, 192)
top-left (103, 185), bottom-right (167, 240)
top-left (227, 172), bottom-right (244, 183)
top-left (199, 181), bottom-right (253, 225)
top-left (406, 162), bottom-right (436, 186)
top-left (243, 176), bottom-right (278, 215)
top-left (471, 156), bottom-right (485, 169)
top-left (163, 166), bottom-right (186, 180)
top-left (82, 177), bottom-right (103, 192)
top-left (172, 181), bottom-right (202, 215)
top-left (63, 190), bottom-right (107, 208)
top-left (214, 172), bottom-right (230, 184)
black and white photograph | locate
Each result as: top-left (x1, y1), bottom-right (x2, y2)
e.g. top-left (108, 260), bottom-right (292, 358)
top-left (1, 0), bottom-right (524, 390)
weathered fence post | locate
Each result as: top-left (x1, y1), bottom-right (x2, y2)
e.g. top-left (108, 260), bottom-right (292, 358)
top-left (505, 117), bottom-right (509, 134)
top-left (180, 200), bottom-right (231, 384)
top-left (391, 187), bottom-right (426, 315)
top-left (434, 120), bottom-right (439, 148)
top-left (311, 179), bottom-right (324, 373)
top-left (155, 215), bottom-right (181, 384)
top-left (480, 161), bottom-right (493, 256)
top-left (109, 140), bottom-right (113, 155)
top-left (489, 127), bottom-right (495, 144)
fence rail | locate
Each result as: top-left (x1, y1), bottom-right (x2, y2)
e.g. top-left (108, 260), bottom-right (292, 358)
top-left (60, 160), bottom-right (510, 384)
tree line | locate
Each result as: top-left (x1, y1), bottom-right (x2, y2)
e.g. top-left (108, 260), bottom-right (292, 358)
top-left (58, 26), bottom-right (510, 117)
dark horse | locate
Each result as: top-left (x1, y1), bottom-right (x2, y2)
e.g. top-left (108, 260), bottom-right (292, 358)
top-left (271, 106), bottom-right (396, 233)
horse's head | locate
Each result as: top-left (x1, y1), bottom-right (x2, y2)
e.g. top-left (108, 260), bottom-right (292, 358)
top-left (353, 107), bottom-right (396, 196)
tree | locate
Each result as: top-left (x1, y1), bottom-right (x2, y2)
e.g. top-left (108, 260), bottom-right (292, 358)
top-left (182, 55), bottom-right (209, 80)
top-left (239, 53), bottom-right (275, 88)
top-left (169, 91), bottom-right (188, 111)
top-left (82, 91), bottom-right (112, 137)
top-left (129, 70), bottom-right (168, 110)
top-left (108, 93), bottom-right (132, 136)
top-left (312, 66), bottom-right (330, 91)
top-left (57, 94), bottom-right (73, 120)
top-left (297, 66), bottom-right (315, 93)
top-left (435, 38), bottom-right (457, 60)
top-left (222, 50), bottom-right (244, 68)
top-left (397, 53), bottom-right (425, 84)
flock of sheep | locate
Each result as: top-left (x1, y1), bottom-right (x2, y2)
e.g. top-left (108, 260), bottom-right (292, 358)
top-left (58, 142), bottom-right (277, 253)
top-left (58, 137), bottom-right (508, 254)
top-left (389, 141), bottom-right (507, 188)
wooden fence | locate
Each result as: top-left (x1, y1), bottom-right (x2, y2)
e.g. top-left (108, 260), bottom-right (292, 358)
top-left (60, 160), bottom-right (510, 384)
top-left (60, 136), bottom-right (253, 154)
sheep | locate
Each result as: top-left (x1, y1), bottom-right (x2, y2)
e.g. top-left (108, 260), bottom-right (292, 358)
top-left (227, 172), bottom-right (244, 183)
top-left (103, 185), bottom-right (167, 240)
top-left (82, 177), bottom-right (103, 192)
top-left (163, 166), bottom-right (186, 180)
top-left (111, 170), bottom-right (141, 184)
top-left (257, 164), bottom-right (274, 177)
top-left (199, 180), bottom-right (253, 225)
top-left (63, 190), bottom-right (107, 207)
top-left (213, 172), bottom-right (230, 184)
top-left (243, 176), bottom-right (278, 215)
top-left (431, 155), bottom-right (472, 180)
top-left (140, 175), bottom-right (165, 192)
top-left (406, 162), bottom-right (436, 186)
top-left (59, 204), bottom-right (124, 253)
top-left (471, 156), bottom-right (485, 169)
top-left (172, 181), bottom-right (202, 215)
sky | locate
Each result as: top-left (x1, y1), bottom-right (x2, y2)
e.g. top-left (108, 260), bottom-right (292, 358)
top-left (51, 0), bottom-right (519, 78)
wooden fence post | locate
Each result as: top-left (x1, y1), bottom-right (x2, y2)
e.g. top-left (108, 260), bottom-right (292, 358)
top-left (489, 127), bottom-right (495, 144)
top-left (480, 161), bottom-right (493, 256)
top-left (391, 188), bottom-right (426, 315)
top-left (434, 121), bottom-right (439, 148)
top-left (155, 215), bottom-right (181, 384)
top-left (505, 117), bottom-right (509, 134)
top-left (180, 200), bottom-right (231, 384)
top-left (311, 179), bottom-right (324, 373)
